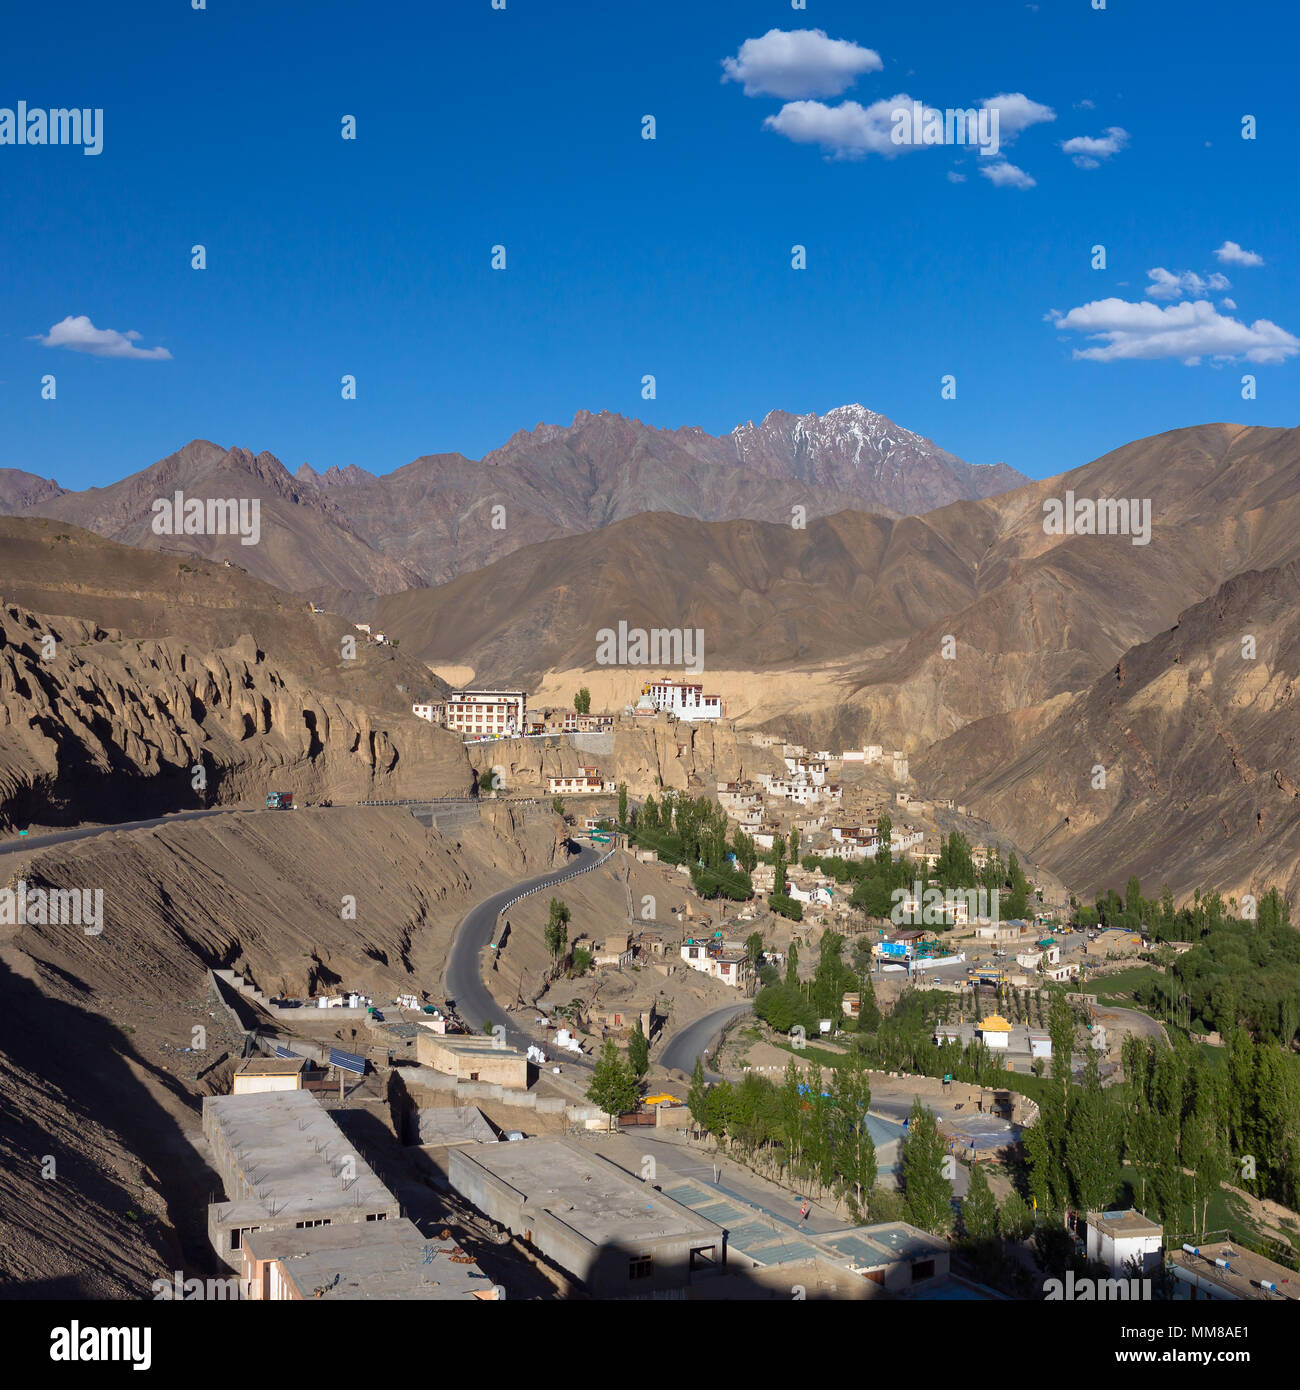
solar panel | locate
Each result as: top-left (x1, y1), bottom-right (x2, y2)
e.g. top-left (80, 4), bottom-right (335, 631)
top-left (329, 1047), bottom-right (366, 1075)
top-left (275, 1045), bottom-right (297, 1059)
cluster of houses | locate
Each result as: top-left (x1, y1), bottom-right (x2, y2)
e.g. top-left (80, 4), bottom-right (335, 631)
top-left (411, 677), bottom-right (727, 743)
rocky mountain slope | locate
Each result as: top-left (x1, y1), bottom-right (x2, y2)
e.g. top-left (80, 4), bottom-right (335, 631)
top-left (914, 561), bottom-right (1300, 904)
top-left (0, 803), bottom-right (564, 1294)
top-left (377, 423), bottom-right (1300, 743)
top-left (2, 406), bottom-right (1022, 595)
top-left (0, 519), bottom-right (471, 828)
top-left (726, 405), bottom-right (1023, 510)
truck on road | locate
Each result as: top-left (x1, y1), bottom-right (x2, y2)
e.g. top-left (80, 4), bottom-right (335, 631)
top-left (265, 791), bottom-right (295, 810)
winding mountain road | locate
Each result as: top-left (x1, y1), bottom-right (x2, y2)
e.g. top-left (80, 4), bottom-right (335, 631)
top-left (659, 1001), bottom-right (753, 1079)
top-left (443, 843), bottom-right (609, 1059)
top-left (0, 807), bottom-right (245, 858)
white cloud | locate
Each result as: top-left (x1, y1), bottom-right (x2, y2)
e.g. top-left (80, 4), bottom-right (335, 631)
top-left (980, 159), bottom-right (1036, 189)
top-left (1075, 98), bottom-right (1096, 110)
top-left (1145, 267), bottom-right (1230, 300)
top-left (1060, 126), bottom-right (1129, 168)
top-left (763, 94), bottom-right (931, 158)
top-left (947, 170), bottom-right (967, 183)
top-left (1050, 297), bottom-right (1299, 365)
top-left (34, 315), bottom-right (172, 360)
top-left (980, 92), bottom-right (1055, 140)
top-left (1214, 240), bottom-right (1264, 267)
top-left (1220, 298), bottom-right (1237, 311)
top-left (722, 29), bottom-right (882, 100)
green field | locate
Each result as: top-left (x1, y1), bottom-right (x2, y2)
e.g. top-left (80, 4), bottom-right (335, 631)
top-left (1081, 965), bottom-right (1162, 1005)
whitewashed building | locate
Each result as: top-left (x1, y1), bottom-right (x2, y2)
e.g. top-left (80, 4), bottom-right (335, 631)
top-left (644, 680), bottom-right (722, 721)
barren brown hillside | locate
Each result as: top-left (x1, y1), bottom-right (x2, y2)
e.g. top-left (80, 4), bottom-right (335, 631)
top-left (914, 561), bottom-right (1300, 903)
top-left (0, 598), bottom-right (469, 831)
top-left (0, 803), bottom-right (564, 1295)
top-left (377, 423), bottom-right (1300, 757)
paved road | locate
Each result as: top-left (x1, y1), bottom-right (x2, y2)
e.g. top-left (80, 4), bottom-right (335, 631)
top-left (0, 797), bottom-right (490, 859)
top-left (659, 1001), bottom-right (753, 1078)
top-left (0, 806), bottom-right (245, 858)
top-left (443, 844), bottom-right (608, 1059)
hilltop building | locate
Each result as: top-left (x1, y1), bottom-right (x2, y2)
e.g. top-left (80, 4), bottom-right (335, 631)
top-left (444, 690), bottom-right (527, 736)
top-left (643, 679), bottom-right (722, 721)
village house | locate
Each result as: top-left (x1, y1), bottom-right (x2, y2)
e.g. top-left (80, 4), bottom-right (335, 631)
top-left (679, 938), bottom-right (751, 989)
top-left (594, 931), bottom-right (636, 968)
top-left (547, 768), bottom-right (616, 795)
top-left (644, 679), bottom-right (722, 721)
top-left (444, 689), bottom-right (527, 737)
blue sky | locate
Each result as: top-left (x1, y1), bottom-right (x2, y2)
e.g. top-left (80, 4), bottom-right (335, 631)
top-left (3, 0), bottom-right (1296, 490)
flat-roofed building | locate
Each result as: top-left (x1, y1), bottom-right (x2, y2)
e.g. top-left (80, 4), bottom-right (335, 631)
top-left (203, 1092), bottom-right (399, 1269)
top-left (1085, 1209), bottom-right (1164, 1276)
top-left (445, 690), bottom-right (526, 736)
top-left (416, 1031), bottom-right (529, 1089)
top-left (241, 1217), bottom-right (499, 1300)
top-left (232, 1056), bottom-right (306, 1094)
top-left (448, 1137), bottom-right (726, 1296)
top-left (546, 768), bottom-right (615, 795)
top-left (1168, 1239), bottom-right (1299, 1301)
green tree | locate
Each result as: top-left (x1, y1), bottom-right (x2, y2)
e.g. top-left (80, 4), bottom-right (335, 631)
top-left (962, 1162), bottom-right (998, 1243)
top-left (1066, 1050), bottom-right (1123, 1213)
top-left (687, 1058), bottom-right (709, 1130)
top-left (999, 1189), bottom-right (1033, 1242)
top-left (544, 897), bottom-right (570, 964)
top-left (617, 783), bottom-right (628, 827)
top-left (574, 687), bottom-right (592, 715)
top-left (586, 1040), bottom-right (640, 1127)
top-left (901, 1097), bottom-right (953, 1234)
top-left (627, 1018), bottom-right (650, 1079)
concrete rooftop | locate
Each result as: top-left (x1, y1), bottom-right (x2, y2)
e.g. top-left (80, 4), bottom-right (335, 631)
top-left (207, 1091), bottom-right (395, 1221)
top-left (246, 1218), bottom-right (495, 1300)
top-left (459, 1138), bottom-right (719, 1246)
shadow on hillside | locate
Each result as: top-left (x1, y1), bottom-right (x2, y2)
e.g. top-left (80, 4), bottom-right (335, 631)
top-left (0, 956), bottom-right (224, 1300)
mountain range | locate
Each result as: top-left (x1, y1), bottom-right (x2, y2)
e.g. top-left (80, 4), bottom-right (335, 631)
top-left (0, 405), bottom-right (1023, 602)
top-left (3, 411), bottom-right (1297, 903)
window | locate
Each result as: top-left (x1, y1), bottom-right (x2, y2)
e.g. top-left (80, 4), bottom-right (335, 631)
top-left (365, 1212), bottom-right (387, 1222)
top-left (231, 1226), bottom-right (260, 1251)
top-left (911, 1259), bottom-right (935, 1282)
top-left (295, 1219), bottom-right (331, 1229)
top-left (469, 1072), bottom-right (479, 1081)
top-left (629, 1254), bottom-right (654, 1280)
